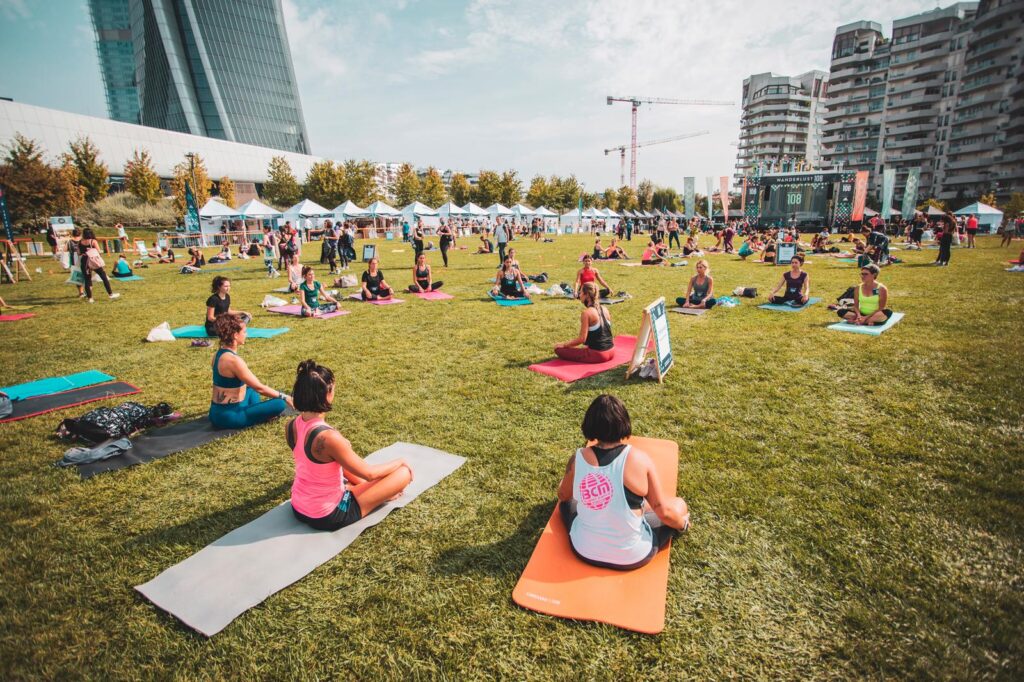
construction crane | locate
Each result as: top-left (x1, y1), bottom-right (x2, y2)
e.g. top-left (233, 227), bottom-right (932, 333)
top-left (606, 95), bottom-right (734, 189)
top-left (604, 131), bottom-right (710, 187)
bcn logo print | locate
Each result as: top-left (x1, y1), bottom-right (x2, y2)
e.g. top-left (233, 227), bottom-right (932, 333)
top-left (579, 473), bottom-right (613, 510)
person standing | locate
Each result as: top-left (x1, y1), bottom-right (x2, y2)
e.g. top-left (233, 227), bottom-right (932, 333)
top-left (667, 218), bottom-right (680, 249)
top-left (935, 213), bottom-right (955, 266)
top-left (965, 214), bottom-right (979, 249)
top-left (437, 220), bottom-right (455, 267)
top-left (494, 219), bottom-right (509, 265)
top-left (78, 228), bottom-right (120, 303)
top-left (412, 219), bottom-right (425, 263)
top-left (626, 217), bottom-right (633, 241)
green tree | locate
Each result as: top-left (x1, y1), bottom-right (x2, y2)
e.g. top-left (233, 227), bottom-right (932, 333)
top-left (170, 154), bottom-right (212, 217)
top-left (262, 156), bottom-right (302, 207)
top-left (498, 169), bottom-right (523, 207)
top-left (651, 186), bottom-right (681, 212)
top-left (526, 175), bottom-right (550, 208)
top-left (552, 174), bottom-right (582, 212)
top-left (919, 198), bottom-right (946, 212)
top-left (617, 185), bottom-right (638, 211)
top-left (342, 159), bottom-right (379, 206)
top-left (0, 134), bottom-right (70, 226)
top-left (979, 191), bottom-right (998, 208)
top-left (449, 172), bottom-right (471, 206)
top-left (473, 170), bottom-right (502, 207)
top-left (393, 163), bottom-right (420, 207)
top-left (636, 179), bottom-right (654, 211)
top-left (303, 161), bottom-right (345, 208)
top-left (218, 176), bottom-right (236, 208)
top-left (602, 187), bottom-right (619, 212)
top-left (694, 193), bottom-right (708, 216)
top-left (124, 149), bottom-right (162, 204)
top-left (419, 166), bottom-right (447, 207)
top-left (65, 136), bottom-right (108, 203)
top-left (1003, 192), bottom-right (1024, 218)
top-left (56, 158), bottom-right (86, 215)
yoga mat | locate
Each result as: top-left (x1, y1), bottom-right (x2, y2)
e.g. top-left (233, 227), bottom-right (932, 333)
top-left (0, 381), bottom-right (140, 423)
top-left (170, 326), bottom-right (290, 339)
top-left (599, 297), bottom-right (629, 305)
top-left (513, 436), bottom-right (678, 634)
top-left (670, 307), bottom-right (707, 316)
top-left (618, 262), bottom-right (657, 267)
top-left (136, 442), bottom-right (466, 636)
top-left (835, 258), bottom-right (858, 264)
top-left (113, 275), bottom-right (144, 281)
top-left (758, 297), bottom-right (822, 312)
top-left (0, 313), bottom-right (35, 322)
top-left (489, 293), bottom-right (532, 307)
top-left (1, 370), bottom-right (114, 402)
top-left (347, 294), bottom-right (404, 305)
top-left (413, 291), bottom-right (453, 301)
top-left (828, 311), bottom-right (904, 336)
top-left (266, 304), bottom-right (349, 319)
top-left (528, 335), bottom-right (639, 383)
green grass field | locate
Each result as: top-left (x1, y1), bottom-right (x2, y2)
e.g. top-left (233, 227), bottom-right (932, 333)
top-left (1, 232), bottom-right (1022, 679)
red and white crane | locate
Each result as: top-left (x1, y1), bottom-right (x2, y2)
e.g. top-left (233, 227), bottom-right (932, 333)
top-left (604, 130), bottom-right (710, 188)
top-left (606, 95), bottom-right (733, 189)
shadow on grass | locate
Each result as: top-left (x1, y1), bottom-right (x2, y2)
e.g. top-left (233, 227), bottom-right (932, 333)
top-left (434, 500), bottom-right (551, 577)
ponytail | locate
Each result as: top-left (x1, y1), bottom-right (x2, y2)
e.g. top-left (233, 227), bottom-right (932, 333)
top-left (293, 360), bottom-right (335, 412)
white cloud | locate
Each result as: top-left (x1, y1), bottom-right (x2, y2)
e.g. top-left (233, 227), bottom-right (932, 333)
top-left (0, 0), bottom-right (29, 20)
top-left (282, 0), bottom-right (352, 81)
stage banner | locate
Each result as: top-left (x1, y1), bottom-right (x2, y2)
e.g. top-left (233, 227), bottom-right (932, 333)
top-left (705, 176), bottom-right (714, 219)
top-left (0, 186), bottom-right (13, 242)
top-left (740, 177), bottom-right (748, 216)
top-left (881, 168), bottom-right (896, 220)
top-left (719, 176), bottom-right (730, 221)
top-left (184, 181), bottom-right (200, 233)
top-left (901, 167), bottom-right (920, 219)
top-left (683, 177), bottom-right (695, 219)
top-left (850, 171), bottom-right (870, 222)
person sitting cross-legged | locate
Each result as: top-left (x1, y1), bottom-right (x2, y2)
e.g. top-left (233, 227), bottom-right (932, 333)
top-left (837, 262), bottom-right (893, 326)
top-left (675, 259), bottom-right (716, 309)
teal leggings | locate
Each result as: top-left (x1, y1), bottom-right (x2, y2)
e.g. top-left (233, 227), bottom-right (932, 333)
top-left (209, 390), bottom-right (286, 429)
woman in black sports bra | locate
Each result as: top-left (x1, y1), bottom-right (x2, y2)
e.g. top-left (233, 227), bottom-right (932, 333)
top-left (554, 282), bottom-right (615, 363)
top-left (408, 253), bottom-right (443, 292)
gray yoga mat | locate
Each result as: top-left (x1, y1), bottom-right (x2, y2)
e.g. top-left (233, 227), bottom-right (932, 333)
top-left (136, 442), bottom-right (466, 636)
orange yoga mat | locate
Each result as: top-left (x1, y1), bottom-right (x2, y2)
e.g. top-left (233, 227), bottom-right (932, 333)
top-left (513, 436), bottom-right (679, 634)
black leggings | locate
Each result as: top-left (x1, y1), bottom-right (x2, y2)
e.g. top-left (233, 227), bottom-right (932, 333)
top-left (414, 239), bottom-right (424, 263)
top-left (326, 240), bottom-right (338, 270)
top-left (668, 232), bottom-right (681, 248)
top-left (408, 280), bottom-right (443, 292)
top-left (292, 492), bottom-right (363, 531)
top-left (440, 239), bottom-right (450, 266)
top-left (559, 500), bottom-right (677, 571)
top-left (82, 261), bottom-right (112, 298)
top-left (769, 293), bottom-right (803, 305)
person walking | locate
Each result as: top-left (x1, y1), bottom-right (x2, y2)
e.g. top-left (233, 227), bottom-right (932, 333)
top-left (79, 228), bottom-right (120, 303)
top-left (494, 219), bottom-right (509, 265)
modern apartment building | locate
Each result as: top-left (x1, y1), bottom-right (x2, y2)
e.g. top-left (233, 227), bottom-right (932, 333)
top-left (90, 0), bottom-right (310, 155)
top-left (735, 71), bottom-right (828, 183)
top-left (942, 0), bottom-right (1024, 203)
top-left (89, 0), bottom-right (141, 125)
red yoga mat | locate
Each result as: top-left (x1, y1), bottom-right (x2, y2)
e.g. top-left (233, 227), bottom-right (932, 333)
top-left (0, 313), bottom-right (35, 322)
top-left (528, 335), bottom-right (639, 382)
top-left (413, 291), bottom-right (453, 301)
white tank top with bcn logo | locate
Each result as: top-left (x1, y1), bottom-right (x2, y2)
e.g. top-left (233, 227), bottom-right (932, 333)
top-left (569, 445), bottom-right (653, 565)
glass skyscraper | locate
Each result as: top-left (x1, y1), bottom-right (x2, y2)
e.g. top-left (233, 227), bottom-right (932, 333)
top-left (90, 0), bottom-right (141, 125)
top-left (91, 0), bottom-right (310, 155)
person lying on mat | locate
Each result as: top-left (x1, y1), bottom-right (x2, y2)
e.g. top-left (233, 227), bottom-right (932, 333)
top-left (574, 255), bottom-right (612, 299)
top-left (557, 394), bottom-right (689, 570)
top-left (112, 254), bottom-right (133, 278)
top-left (493, 255), bottom-right (529, 298)
top-left (206, 276), bottom-right (251, 336)
top-left (554, 282), bottom-right (614, 363)
top-left (408, 253), bottom-right (443, 292)
top-left (641, 242), bottom-right (665, 266)
top-left (361, 257), bottom-right (394, 300)
top-left (838, 263), bottom-right (892, 326)
top-left (299, 266), bottom-right (339, 317)
top-left (605, 238), bottom-right (628, 260)
top-left (288, 359), bottom-right (412, 532)
top-left (768, 253), bottom-right (809, 305)
top-left (208, 314), bottom-right (291, 429)
top-left (676, 259), bottom-right (716, 309)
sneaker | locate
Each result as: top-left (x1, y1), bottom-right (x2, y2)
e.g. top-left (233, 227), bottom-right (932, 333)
top-left (190, 339), bottom-right (211, 348)
top-left (78, 292), bottom-right (86, 298)
top-left (109, 293), bottom-right (120, 300)
top-left (87, 298), bottom-right (95, 304)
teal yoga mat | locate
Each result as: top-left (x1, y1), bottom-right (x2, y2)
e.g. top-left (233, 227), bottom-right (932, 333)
top-left (113, 275), bottom-right (144, 281)
top-left (758, 297), bottom-right (822, 312)
top-left (0, 370), bottom-right (114, 402)
top-left (490, 293), bottom-right (533, 306)
top-left (170, 325), bottom-right (290, 339)
top-left (828, 312), bottom-right (904, 336)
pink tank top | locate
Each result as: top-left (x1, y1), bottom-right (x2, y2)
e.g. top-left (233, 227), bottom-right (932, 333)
top-left (289, 416), bottom-right (344, 518)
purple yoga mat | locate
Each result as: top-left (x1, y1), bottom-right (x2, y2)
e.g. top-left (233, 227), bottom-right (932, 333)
top-left (413, 291), bottom-right (453, 301)
top-left (267, 304), bottom-right (349, 319)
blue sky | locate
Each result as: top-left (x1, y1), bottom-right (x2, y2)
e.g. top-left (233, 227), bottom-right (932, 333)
top-left (0, 0), bottom-right (941, 190)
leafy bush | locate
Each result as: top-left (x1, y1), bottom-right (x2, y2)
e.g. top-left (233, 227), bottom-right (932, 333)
top-left (77, 192), bottom-right (176, 229)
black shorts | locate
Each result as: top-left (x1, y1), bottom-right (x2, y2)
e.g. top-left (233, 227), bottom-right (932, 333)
top-left (292, 491), bottom-right (362, 531)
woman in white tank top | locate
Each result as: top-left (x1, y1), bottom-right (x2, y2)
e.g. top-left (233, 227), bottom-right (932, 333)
top-left (557, 395), bottom-right (690, 570)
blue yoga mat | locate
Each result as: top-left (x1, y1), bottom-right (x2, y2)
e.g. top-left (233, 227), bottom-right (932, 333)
top-left (0, 370), bottom-right (115, 402)
top-left (758, 297), bottom-right (822, 312)
top-left (170, 325), bottom-right (290, 339)
top-left (489, 293), bottom-right (532, 307)
top-left (113, 275), bottom-right (144, 281)
top-left (828, 312), bottom-right (904, 336)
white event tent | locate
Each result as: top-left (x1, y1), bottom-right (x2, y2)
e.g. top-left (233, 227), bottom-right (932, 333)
top-left (437, 201), bottom-right (469, 218)
top-left (284, 199), bottom-right (334, 233)
top-left (955, 202), bottom-right (1003, 232)
top-left (462, 202), bottom-right (489, 218)
top-left (332, 200), bottom-right (369, 219)
top-left (401, 201), bottom-right (441, 230)
top-left (511, 203), bottom-right (535, 220)
top-left (197, 198), bottom-right (242, 239)
top-left (486, 203), bottom-right (514, 218)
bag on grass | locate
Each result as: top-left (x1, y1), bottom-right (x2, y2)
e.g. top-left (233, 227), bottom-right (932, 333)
top-left (146, 322), bottom-right (175, 343)
top-left (0, 392), bottom-right (12, 419)
top-left (733, 286), bottom-right (757, 298)
top-left (261, 294), bottom-right (287, 308)
top-left (56, 401), bottom-right (174, 443)
top-left (338, 275), bottom-right (358, 288)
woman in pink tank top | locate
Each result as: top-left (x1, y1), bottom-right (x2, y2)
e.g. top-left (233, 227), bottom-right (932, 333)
top-left (288, 360), bottom-right (414, 531)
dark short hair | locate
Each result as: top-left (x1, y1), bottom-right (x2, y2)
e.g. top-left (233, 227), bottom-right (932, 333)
top-left (293, 360), bottom-right (335, 413)
top-left (861, 262), bottom-right (880, 276)
top-left (211, 275), bottom-right (229, 293)
top-left (214, 313), bottom-right (245, 345)
top-left (581, 394), bottom-right (632, 443)
top-left (82, 228), bottom-right (95, 240)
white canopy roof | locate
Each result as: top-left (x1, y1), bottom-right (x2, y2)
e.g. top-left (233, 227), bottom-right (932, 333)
top-left (955, 201), bottom-right (1002, 215)
top-left (511, 203), bottom-right (535, 216)
top-left (401, 201), bottom-right (439, 216)
top-left (332, 200), bottom-right (369, 217)
top-left (437, 201), bottom-right (469, 216)
top-left (925, 205), bottom-right (946, 216)
top-left (199, 198), bottom-right (241, 219)
top-left (486, 203), bottom-right (514, 216)
top-left (285, 198), bottom-right (333, 217)
top-left (237, 198), bottom-right (282, 218)
top-left (533, 205), bottom-right (557, 217)
top-left (582, 207), bottom-right (603, 218)
top-left (366, 200), bottom-right (402, 217)
top-left (462, 202), bottom-right (489, 216)
top-left (602, 207), bottom-right (620, 218)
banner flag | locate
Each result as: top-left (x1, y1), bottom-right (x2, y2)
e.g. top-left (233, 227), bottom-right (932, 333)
top-left (741, 177), bottom-right (748, 216)
top-left (850, 171), bottom-right (870, 222)
top-left (719, 176), bottom-right (730, 222)
top-left (705, 176), bottom-right (714, 219)
top-left (0, 186), bottom-right (13, 243)
top-left (881, 168), bottom-right (896, 220)
top-left (184, 181), bottom-right (200, 233)
top-left (901, 168), bottom-right (920, 219)
top-left (683, 177), bottom-right (695, 219)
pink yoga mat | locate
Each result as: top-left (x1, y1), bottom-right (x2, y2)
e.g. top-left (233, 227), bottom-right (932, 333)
top-left (348, 294), bottom-right (404, 305)
top-left (413, 291), bottom-right (453, 301)
top-left (528, 335), bottom-right (640, 382)
top-left (266, 304), bottom-right (349, 319)
top-left (0, 313), bottom-right (35, 322)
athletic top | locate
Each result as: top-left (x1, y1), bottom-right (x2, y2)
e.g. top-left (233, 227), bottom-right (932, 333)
top-left (569, 445), bottom-right (653, 565)
top-left (300, 281), bottom-right (322, 309)
top-left (585, 305), bottom-right (613, 351)
top-left (690, 276), bottom-right (710, 300)
top-left (783, 270), bottom-right (806, 297)
top-left (288, 416), bottom-right (344, 519)
top-left (113, 259), bottom-right (131, 275)
top-left (212, 349), bottom-right (242, 389)
top-left (641, 247), bottom-right (656, 260)
top-left (414, 266), bottom-right (430, 287)
top-left (362, 270), bottom-right (384, 292)
top-left (579, 267), bottom-right (597, 284)
top-left (859, 287), bottom-right (881, 316)
top-left (206, 293), bottom-right (231, 318)
top-left (591, 445), bottom-right (643, 508)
